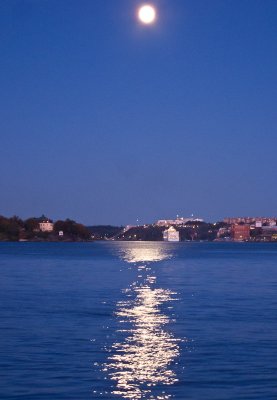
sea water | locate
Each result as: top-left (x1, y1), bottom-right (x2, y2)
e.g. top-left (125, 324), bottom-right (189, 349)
top-left (0, 242), bottom-right (277, 399)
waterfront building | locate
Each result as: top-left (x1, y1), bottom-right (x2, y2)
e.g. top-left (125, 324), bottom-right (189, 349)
top-left (217, 227), bottom-right (230, 238)
top-left (231, 224), bottom-right (250, 241)
top-left (39, 219), bottom-right (54, 232)
top-left (257, 227), bottom-right (277, 242)
top-left (163, 226), bottom-right (180, 242)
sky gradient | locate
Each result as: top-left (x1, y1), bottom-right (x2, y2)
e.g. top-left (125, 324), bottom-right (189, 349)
top-left (1, 0), bottom-right (277, 225)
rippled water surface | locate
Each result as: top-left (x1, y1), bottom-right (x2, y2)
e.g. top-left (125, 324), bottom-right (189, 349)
top-left (1, 242), bottom-right (277, 399)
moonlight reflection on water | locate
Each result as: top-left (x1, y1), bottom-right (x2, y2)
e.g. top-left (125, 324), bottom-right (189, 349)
top-left (116, 242), bottom-right (174, 264)
top-left (105, 244), bottom-right (180, 399)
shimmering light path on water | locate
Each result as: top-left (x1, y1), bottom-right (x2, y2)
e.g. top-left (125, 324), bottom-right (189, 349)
top-left (1, 242), bottom-right (277, 399)
top-left (105, 244), bottom-right (180, 399)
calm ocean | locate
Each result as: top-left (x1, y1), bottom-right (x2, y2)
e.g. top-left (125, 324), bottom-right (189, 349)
top-left (1, 242), bottom-right (277, 400)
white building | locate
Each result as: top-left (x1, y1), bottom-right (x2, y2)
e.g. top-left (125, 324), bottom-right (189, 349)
top-left (156, 220), bottom-right (176, 227)
top-left (163, 226), bottom-right (180, 242)
top-left (39, 220), bottom-right (54, 232)
top-left (156, 217), bottom-right (203, 227)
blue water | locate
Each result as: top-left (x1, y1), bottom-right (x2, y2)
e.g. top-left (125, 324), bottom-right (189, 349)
top-left (1, 242), bottom-right (277, 399)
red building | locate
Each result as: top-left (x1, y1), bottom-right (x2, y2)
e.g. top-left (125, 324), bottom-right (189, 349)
top-left (232, 224), bottom-right (250, 241)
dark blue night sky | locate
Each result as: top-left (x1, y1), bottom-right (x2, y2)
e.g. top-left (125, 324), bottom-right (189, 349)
top-left (1, 0), bottom-right (276, 225)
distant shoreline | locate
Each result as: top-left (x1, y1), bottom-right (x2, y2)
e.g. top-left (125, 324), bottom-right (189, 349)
top-left (1, 215), bottom-right (277, 243)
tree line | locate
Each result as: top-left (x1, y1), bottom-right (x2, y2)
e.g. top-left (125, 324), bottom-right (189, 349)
top-left (0, 215), bottom-right (91, 241)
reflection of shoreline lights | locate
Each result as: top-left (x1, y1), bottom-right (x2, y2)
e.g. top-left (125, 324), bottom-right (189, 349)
top-left (104, 275), bottom-right (180, 399)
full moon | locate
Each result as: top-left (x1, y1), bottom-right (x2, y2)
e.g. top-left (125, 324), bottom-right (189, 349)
top-left (138, 4), bottom-right (156, 24)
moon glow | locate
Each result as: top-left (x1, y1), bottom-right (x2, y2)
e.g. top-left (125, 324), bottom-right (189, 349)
top-left (138, 4), bottom-right (157, 24)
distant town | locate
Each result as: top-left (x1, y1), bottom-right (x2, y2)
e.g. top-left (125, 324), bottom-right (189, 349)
top-left (0, 214), bottom-right (277, 242)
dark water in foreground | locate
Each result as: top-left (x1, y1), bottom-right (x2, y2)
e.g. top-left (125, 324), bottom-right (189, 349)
top-left (1, 242), bottom-right (277, 400)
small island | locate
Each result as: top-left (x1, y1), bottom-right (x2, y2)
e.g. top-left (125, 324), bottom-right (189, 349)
top-left (0, 215), bottom-right (91, 242)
